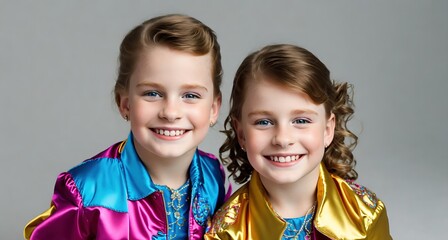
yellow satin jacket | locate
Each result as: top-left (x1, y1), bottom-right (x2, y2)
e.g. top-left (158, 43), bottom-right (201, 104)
top-left (205, 164), bottom-right (391, 240)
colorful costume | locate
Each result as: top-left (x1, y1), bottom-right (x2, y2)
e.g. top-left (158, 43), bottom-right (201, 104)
top-left (24, 133), bottom-right (229, 240)
top-left (206, 164), bottom-right (391, 240)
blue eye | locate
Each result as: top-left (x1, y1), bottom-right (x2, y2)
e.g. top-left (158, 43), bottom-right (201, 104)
top-left (293, 118), bottom-right (310, 124)
top-left (144, 90), bottom-right (162, 97)
top-left (183, 93), bottom-right (200, 99)
top-left (255, 119), bottom-right (273, 126)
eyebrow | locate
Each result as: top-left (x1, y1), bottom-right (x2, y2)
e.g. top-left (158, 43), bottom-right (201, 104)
top-left (291, 109), bottom-right (318, 116)
top-left (136, 82), bottom-right (161, 89)
top-left (182, 84), bottom-right (209, 92)
top-left (248, 111), bottom-right (272, 118)
top-left (136, 82), bottom-right (209, 92)
top-left (248, 109), bottom-right (318, 118)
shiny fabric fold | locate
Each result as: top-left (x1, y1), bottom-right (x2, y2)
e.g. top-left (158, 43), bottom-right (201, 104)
top-left (205, 163), bottom-right (391, 240)
top-left (24, 132), bottom-right (229, 239)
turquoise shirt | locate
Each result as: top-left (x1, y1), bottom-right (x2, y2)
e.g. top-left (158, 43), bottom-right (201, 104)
top-left (156, 180), bottom-right (192, 239)
top-left (282, 213), bottom-right (314, 240)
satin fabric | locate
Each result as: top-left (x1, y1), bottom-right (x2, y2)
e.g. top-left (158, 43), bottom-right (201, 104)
top-left (205, 164), bottom-right (391, 240)
top-left (24, 133), bottom-right (229, 240)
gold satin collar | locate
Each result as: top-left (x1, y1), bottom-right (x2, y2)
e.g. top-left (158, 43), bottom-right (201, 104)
top-left (247, 172), bottom-right (286, 238)
top-left (207, 163), bottom-right (388, 239)
top-left (315, 163), bottom-right (384, 239)
top-left (248, 164), bottom-right (384, 239)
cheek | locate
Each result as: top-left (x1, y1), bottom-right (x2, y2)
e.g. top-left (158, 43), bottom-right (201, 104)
top-left (188, 104), bottom-right (213, 126)
top-left (301, 129), bottom-right (326, 152)
top-left (129, 101), bottom-right (157, 123)
top-left (244, 130), bottom-right (266, 151)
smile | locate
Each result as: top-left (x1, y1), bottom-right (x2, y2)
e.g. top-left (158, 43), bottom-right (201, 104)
top-left (153, 128), bottom-right (187, 137)
top-left (267, 155), bottom-right (303, 163)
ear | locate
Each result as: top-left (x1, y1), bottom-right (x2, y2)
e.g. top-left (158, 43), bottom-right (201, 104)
top-left (324, 113), bottom-right (336, 147)
top-left (232, 118), bottom-right (246, 149)
top-left (209, 95), bottom-right (222, 125)
top-left (118, 92), bottom-right (130, 120)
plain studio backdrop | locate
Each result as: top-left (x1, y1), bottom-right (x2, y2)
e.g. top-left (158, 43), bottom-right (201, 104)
top-left (1, 1), bottom-right (447, 239)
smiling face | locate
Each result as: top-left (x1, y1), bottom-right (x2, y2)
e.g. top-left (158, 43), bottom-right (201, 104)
top-left (234, 78), bottom-right (334, 187)
top-left (119, 46), bottom-right (220, 164)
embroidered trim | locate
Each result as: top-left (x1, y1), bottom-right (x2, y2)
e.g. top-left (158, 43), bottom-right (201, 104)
top-left (346, 180), bottom-right (378, 209)
top-left (192, 193), bottom-right (211, 226)
top-left (209, 203), bottom-right (241, 233)
top-left (151, 231), bottom-right (166, 240)
top-left (156, 181), bottom-right (191, 240)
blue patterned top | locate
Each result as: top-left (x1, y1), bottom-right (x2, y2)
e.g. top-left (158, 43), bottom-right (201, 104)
top-left (156, 180), bottom-right (191, 239)
top-left (282, 213), bottom-right (314, 240)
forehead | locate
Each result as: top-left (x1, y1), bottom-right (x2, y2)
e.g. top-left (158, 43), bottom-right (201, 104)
top-left (242, 78), bottom-right (325, 114)
top-left (130, 46), bottom-right (213, 86)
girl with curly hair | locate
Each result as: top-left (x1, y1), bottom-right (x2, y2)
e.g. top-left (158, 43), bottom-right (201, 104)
top-left (206, 44), bottom-right (391, 240)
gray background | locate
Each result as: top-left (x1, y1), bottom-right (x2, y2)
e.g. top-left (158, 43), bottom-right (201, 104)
top-left (1, 1), bottom-right (447, 239)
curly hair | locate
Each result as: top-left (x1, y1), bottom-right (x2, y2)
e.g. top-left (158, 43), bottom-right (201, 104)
top-left (220, 44), bottom-right (358, 184)
top-left (114, 14), bottom-right (223, 108)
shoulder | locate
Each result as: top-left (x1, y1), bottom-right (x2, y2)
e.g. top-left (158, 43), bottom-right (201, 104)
top-left (68, 140), bottom-right (125, 179)
top-left (69, 155), bottom-right (124, 182)
top-left (343, 179), bottom-right (391, 233)
top-left (66, 144), bottom-right (128, 212)
top-left (321, 174), bottom-right (391, 237)
top-left (344, 179), bottom-right (380, 209)
top-left (328, 173), bottom-right (382, 211)
top-left (197, 150), bottom-right (220, 166)
top-left (207, 183), bottom-right (249, 234)
top-left (197, 149), bottom-right (218, 160)
top-left (343, 179), bottom-right (391, 237)
top-left (52, 171), bottom-right (84, 207)
top-left (197, 149), bottom-right (225, 178)
top-left (334, 175), bottom-right (390, 226)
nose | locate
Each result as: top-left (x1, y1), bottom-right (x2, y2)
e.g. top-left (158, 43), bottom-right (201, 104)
top-left (272, 125), bottom-right (294, 148)
top-left (158, 98), bottom-right (182, 122)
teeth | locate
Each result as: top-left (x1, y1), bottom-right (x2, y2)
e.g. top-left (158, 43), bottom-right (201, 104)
top-left (155, 129), bottom-right (185, 136)
top-left (269, 155), bottom-right (301, 162)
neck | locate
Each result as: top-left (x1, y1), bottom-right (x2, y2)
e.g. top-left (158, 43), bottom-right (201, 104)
top-left (146, 159), bottom-right (191, 189)
top-left (134, 143), bottom-right (195, 189)
top-left (260, 165), bottom-right (320, 218)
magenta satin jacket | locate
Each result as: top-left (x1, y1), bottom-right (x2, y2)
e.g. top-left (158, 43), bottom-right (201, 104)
top-left (24, 133), bottom-right (230, 240)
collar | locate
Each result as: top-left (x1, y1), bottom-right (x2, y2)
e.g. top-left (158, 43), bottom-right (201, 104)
top-left (314, 163), bottom-right (371, 239)
top-left (120, 132), bottom-right (204, 200)
top-left (248, 171), bottom-right (286, 238)
top-left (247, 163), bottom-right (371, 239)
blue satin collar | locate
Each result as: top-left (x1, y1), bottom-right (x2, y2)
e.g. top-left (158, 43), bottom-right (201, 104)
top-left (122, 132), bottom-right (204, 201)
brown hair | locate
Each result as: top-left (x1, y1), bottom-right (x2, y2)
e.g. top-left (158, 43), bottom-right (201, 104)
top-left (114, 14), bottom-right (222, 106)
top-left (220, 44), bottom-right (358, 184)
